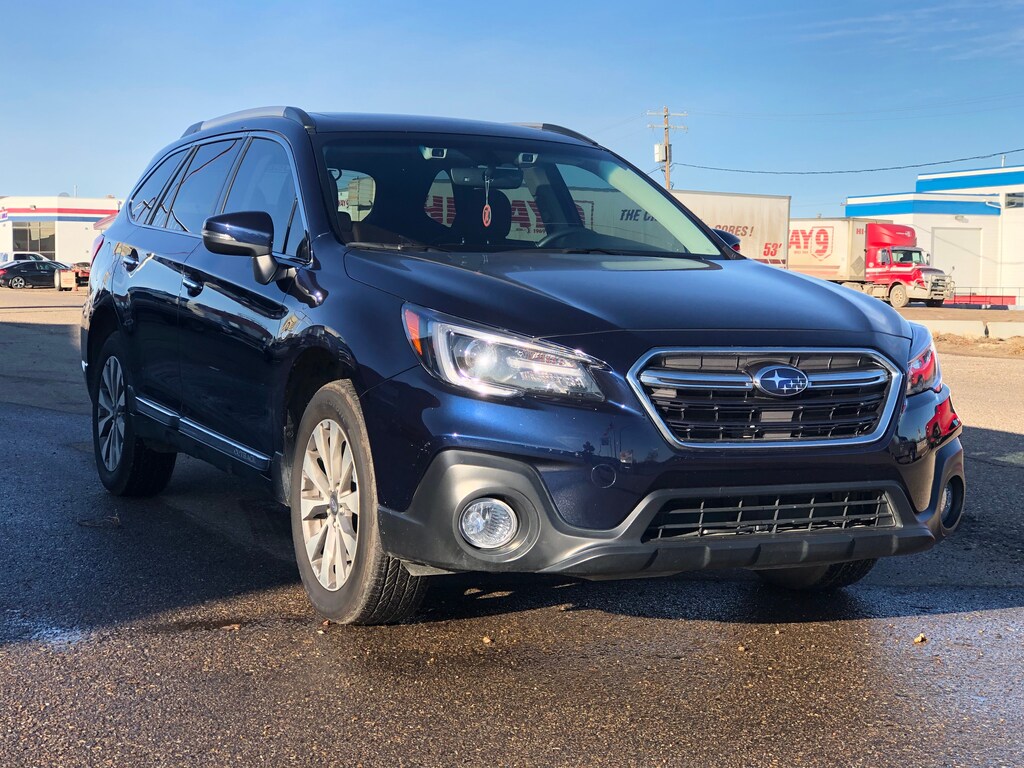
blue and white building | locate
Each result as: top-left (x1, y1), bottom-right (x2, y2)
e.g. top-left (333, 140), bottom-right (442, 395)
top-left (0, 196), bottom-right (121, 263)
top-left (845, 165), bottom-right (1024, 292)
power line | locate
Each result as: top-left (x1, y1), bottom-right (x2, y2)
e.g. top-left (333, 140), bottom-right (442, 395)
top-left (673, 147), bottom-right (1024, 176)
top-left (687, 89), bottom-right (1024, 121)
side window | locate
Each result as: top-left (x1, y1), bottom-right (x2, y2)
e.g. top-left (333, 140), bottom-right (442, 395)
top-left (163, 140), bottom-right (242, 234)
top-left (332, 169), bottom-right (375, 223)
top-left (424, 171), bottom-right (456, 227)
top-left (223, 139), bottom-right (299, 254)
top-left (128, 149), bottom-right (187, 224)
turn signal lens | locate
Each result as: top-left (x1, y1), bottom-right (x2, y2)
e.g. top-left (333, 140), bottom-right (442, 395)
top-left (907, 324), bottom-right (941, 396)
top-left (90, 235), bottom-right (105, 264)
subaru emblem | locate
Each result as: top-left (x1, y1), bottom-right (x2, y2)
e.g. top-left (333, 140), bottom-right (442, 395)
top-left (752, 364), bottom-right (810, 397)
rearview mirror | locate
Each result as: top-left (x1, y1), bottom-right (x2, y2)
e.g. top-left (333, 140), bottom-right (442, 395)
top-left (202, 211), bottom-right (274, 258)
top-left (449, 165), bottom-right (524, 189)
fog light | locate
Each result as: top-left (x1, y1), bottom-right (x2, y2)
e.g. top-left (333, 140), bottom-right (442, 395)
top-left (459, 498), bottom-right (518, 549)
top-left (940, 479), bottom-right (965, 531)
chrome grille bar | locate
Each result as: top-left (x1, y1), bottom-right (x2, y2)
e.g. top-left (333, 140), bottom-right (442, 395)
top-left (627, 347), bottom-right (903, 449)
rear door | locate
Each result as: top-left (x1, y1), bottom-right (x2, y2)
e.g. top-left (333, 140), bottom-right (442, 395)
top-left (177, 136), bottom-right (308, 461)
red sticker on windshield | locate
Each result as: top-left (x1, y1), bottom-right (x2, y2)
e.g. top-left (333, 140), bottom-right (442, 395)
top-left (482, 203), bottom-right (492, 228)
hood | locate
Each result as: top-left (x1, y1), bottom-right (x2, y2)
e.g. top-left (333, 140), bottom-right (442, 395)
top-left (345, 249), bottom-right (912, 342)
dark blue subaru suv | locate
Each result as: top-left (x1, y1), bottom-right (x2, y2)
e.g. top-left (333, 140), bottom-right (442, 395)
top-left (82, 107), bottom-right (965, 624)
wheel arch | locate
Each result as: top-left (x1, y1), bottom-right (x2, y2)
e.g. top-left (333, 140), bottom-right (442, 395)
top-left (275, 341), bottom-right (358, 503)
top-left (85, 298), bottom-right (121, 386)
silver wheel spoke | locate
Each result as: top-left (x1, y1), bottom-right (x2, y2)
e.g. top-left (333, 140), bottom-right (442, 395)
top-left (328, 423), bottom-right (343, 487)
top-left (301, 500), bottom-right (329, 521)
top-left (306, 522), bottom-right (328, 564)
top-left (312, 423), bottom-right (330, 480)
top-left (339, 447), bottom-right (354, 492)
top-left (322, 524), bottom-right (338, 588)
top-left (338, 515), bottom-right (357, 566)
top-left (302, 452), bottom-right (332, 498)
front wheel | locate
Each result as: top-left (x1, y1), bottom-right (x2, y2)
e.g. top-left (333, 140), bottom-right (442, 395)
top-left (755, 559), bottom-right (877, 592)
top-left (888, 283), bottom-right (909, 308)
top-left (91, 332), bottom-right (177, 496)
top-left (290, 381), bottom-right (426, 625)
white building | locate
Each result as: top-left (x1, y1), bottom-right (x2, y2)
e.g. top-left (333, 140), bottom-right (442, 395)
top-left (0, 196), bottom-right (122, 264)
top-left (845, 165), bottom-right (1024, 295)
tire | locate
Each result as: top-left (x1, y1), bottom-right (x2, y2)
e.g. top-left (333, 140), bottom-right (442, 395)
top-left (925, 299), bottom-right (944, 308)
top-left (91, 332), bottom-right (177, 496)
top-left (888, 283), bottom-right (909, 308)
top-left (290, 380), bottom-right (426, 625)
top-left (9, 276), bottom-right (25, 289)
top-left (756, 559), bottom-right (877, 592)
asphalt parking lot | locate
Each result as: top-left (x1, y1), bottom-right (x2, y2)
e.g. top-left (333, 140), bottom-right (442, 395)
top-left (1, 287), bottom-right (1022, 767)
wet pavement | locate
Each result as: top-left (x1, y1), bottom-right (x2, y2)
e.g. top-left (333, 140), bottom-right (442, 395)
top-left (1, 290), bottom-right (1022, 767)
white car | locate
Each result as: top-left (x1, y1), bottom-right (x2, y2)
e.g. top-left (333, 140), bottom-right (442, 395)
top-left (0, 251), bottom-right (49, 263)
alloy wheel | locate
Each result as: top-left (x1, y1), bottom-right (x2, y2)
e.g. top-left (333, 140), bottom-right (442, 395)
top-left (10, 277), bottom-right (25, 289)
top-left (96, 356), bottom-right (126, 471)
top-left (300, 418), bottom-right (360, 591)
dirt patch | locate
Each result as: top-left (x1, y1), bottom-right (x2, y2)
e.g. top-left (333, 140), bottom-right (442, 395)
top-left (935, 333), bottom-right (1024, 359)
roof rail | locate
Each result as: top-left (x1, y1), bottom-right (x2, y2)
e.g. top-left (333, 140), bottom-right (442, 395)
top-left (181, 106), bottom-right (315, 137)
top-left (513, 123), bottom-right (599, 146)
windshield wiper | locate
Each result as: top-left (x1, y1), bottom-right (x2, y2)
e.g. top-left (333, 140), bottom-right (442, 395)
top-left (533, 247), bottom-right (699, 257)
top-left (347, 241), bottom-right (450, 254)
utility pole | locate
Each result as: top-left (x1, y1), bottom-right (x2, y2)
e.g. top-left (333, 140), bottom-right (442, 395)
top-left (647, 106), bottom-right (687, 190)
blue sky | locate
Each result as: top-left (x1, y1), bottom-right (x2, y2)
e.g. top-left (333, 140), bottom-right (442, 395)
top-left (2, 0), bottom-right (1024, 216)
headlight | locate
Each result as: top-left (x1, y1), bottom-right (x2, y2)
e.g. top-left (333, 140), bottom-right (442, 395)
top-left (907, 323), bottom-right (941, 396)
top-left (403, 305), bottom-right (605, 400)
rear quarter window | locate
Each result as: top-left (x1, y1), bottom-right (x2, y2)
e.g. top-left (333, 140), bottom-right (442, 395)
top-left (129, 149), bottom-right (188, 224)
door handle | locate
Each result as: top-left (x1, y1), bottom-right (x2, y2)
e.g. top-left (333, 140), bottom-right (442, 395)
top-left (182, 275), bottom-right (203, 296)
top-left (122, 248), bottom-right (140, 271)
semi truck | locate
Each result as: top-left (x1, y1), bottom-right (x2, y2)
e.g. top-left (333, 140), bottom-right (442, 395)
top-left (671, 190), bottom-right (790, 267)
top-left (787, 219), bottom-right (955, 307)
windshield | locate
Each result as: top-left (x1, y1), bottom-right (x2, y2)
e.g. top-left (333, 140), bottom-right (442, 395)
top-left (892, 248), bottom-right (928, 265)
top-left (317, 133), bottom-right (723, 257)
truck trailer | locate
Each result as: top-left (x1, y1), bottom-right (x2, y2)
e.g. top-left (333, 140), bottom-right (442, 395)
top-left (671, 190), bottom-right (790, 267)
top-left (787, 219), bottom-right (955, 307)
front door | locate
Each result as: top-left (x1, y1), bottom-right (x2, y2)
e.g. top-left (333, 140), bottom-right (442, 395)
top-left (177, 137), bottom-right (308, 461)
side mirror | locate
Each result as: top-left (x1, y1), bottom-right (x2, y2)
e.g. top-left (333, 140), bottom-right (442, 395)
top-left (202, 211), bottom-right (274, 258)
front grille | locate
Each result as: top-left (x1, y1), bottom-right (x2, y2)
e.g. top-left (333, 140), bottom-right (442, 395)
top-left (644, 489), bottom-right (895, 542)
top-left (631, 349), bottom-right (898, 446)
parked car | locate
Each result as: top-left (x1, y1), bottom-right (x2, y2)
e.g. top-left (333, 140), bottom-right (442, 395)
top-left (712, 227), bottom-right (742, 253)
top-left (0, 251), bottom-right (49, 264)
top-left (0, 259), bottom-right (64, 288)
top-left (82, 107), bottom-right (966, 625)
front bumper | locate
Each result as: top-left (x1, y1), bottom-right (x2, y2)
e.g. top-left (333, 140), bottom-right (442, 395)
top-left (378, 437), bottom-right (963, 578)
top-left (908, 279), bottom-right (956, 301)
top-left (367, 362), bottom-right (965, 579)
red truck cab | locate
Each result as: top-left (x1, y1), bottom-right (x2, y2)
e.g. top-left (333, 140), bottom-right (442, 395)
top-left (865, 223), bottom-right (954, 307)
